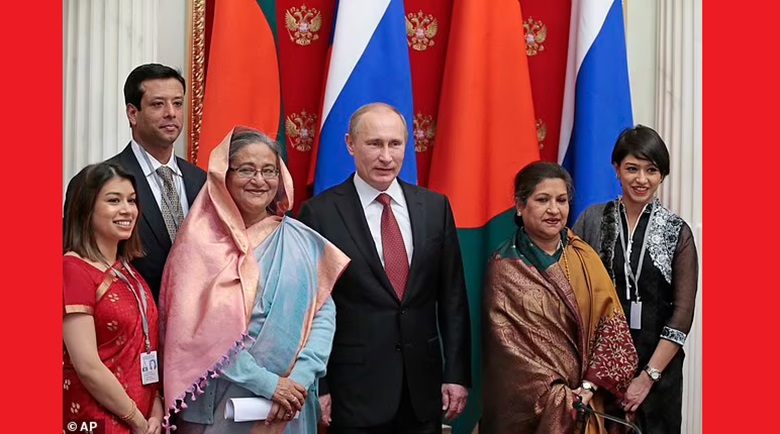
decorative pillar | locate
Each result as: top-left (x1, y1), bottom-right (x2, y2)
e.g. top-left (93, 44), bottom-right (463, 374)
top-left (655, 0), bottom-right (703, 432)
top-left (62, 0), bottom-right (159, 200)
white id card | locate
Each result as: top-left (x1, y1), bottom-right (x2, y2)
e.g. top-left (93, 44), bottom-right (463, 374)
top-left (141, 351), bottom-right (159, 385)
top-left (630, 301), bottom-right (642, 330)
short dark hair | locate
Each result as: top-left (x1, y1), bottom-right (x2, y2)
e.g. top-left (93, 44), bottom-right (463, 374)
top-left (64, 162), bottom-right (144, 263)
top-left (513, 161), bottom-right (574, 227)
top-left (348, 102), bottom-right (409, 142)
top-left (123, 63), bottom-right (186, 109)
top-left (611, 124), bottom-right (670, 178)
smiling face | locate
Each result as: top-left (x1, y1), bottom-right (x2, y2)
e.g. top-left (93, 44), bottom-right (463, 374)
top-left (615, 155), bottom-right (663, 208)
top-left (92, 177), bottom-right (138, 249)
top-left (517, 178), bottom-right (570, 247)
top-left (346, 107), bottom-right (407, 191)
top-left (226, 142), bottom-right (280, 227)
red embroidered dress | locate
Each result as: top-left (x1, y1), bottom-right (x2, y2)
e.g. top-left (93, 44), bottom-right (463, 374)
top-left (63, 256), bottom-right (160, 433)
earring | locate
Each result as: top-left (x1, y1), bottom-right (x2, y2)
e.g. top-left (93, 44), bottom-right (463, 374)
top-left (516, 210), bottom-right (522, 217)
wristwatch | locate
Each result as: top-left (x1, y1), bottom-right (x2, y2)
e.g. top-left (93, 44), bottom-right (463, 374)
top-left (581, 380), bottom-right (596, 393)
top-left (643, 365), bottom-right (662, 382)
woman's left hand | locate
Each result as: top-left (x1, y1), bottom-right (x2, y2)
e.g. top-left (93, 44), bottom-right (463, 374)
top-left (621, 374), bottom-right (653, 412)
top-left (266, 401), bottom-right (296, 424)
top-left (144, 416), bottom-right (161, 434)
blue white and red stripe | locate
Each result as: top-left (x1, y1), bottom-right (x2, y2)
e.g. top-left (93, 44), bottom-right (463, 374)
top-left (313, 0), bottom-right (416, 194)
top-left (558, 0), bottom-right (633, 221)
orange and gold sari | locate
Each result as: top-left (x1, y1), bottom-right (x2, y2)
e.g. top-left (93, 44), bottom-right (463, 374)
top-left (482, 229), bottom-right (637, 434)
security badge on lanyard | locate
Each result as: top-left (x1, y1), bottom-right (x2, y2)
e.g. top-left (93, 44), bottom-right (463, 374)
top-left (111, 262), bottom-right (159, 385)
top-left (619, 206), bottom-right (656, 330)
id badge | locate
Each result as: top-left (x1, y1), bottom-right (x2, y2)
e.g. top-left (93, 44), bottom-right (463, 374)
top-left (630, 301), bottom-right (642, 330)
top-left (140, 351), bottom-right (159, 385)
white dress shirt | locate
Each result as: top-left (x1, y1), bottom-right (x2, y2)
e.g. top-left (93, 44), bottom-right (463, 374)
top-left (353, 174), bottom-right (413, 266)
top-left (130, 140), bottom-right (190, 216)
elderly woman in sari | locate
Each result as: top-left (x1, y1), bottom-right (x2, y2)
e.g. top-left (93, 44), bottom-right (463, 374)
top-left (481, 161), bottom-right (638, 433)
top-left (158, 127), bottom-right (349, 434)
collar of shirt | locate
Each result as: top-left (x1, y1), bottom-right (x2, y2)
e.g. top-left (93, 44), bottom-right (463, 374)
top-left (353, 173), bottom-right (406, 209)
top-left (131, 140), bottom-right (183, 179)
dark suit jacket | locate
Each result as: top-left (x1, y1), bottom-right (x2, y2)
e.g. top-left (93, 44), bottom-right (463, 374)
top-left (63, 144), bottom-right (206, 301)
top-left (297, 176), bottom-right (471, 427)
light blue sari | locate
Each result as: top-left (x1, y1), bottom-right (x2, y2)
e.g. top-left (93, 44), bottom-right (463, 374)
top-left (178, 218), bottom-right (338, 434)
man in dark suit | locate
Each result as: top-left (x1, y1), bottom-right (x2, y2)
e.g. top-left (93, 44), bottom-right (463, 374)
top-left (297, 103), bottom-right (471, 434)
top-left (64, 63), bottom-right (206, 301)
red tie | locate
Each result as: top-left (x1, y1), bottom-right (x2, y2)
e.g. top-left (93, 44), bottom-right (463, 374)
top-left (376, 193), bottom-right (409, 299)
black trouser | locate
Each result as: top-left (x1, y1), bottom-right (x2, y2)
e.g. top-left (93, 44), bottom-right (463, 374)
top-left (635, 352), bottom-right (684, 434)
top-left (328, 378), bottom-right (442, 434)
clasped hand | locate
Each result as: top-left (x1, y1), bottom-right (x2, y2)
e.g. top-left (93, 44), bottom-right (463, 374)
top-left (266, 377), bottom-right (307, 424)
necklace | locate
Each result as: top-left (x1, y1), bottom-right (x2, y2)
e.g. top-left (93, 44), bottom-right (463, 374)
top-left (562, 247), bottom-right (572, 283)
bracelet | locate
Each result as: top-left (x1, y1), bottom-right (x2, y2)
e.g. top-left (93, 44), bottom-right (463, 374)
top-left (119, 401), bottom-right (137, 422)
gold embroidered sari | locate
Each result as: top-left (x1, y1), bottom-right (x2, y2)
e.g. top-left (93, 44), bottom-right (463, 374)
top-left (482, 229), bottom-right (637, 433)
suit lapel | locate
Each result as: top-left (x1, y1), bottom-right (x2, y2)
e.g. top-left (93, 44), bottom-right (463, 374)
top-left (401, 181), bottom-right (426, 302)
top-left (333, 179), bottom-right (399, 302)
top-left (118, 144), bottom-right (171, 249)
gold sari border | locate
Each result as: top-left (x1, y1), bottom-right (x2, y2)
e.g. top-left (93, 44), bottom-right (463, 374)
top-left (95, 273), bottom-right (115, 301)
top-left (64, 305), bottom-right (94, 315)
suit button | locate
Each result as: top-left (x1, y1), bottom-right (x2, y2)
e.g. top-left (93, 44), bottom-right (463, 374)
top-left (395, 344), bottom-right (402, 352)
top-left (400, 309), bottom-right (406, 315)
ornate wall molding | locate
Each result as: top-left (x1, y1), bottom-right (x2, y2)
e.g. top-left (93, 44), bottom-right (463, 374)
top-left (187, 0), bottom-right (206, 165)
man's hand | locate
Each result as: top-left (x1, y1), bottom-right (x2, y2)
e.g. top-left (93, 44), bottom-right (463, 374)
top-left (319, 393), bottom-right (332, 426)
top-left (441, 383), bottom-right (468, 421)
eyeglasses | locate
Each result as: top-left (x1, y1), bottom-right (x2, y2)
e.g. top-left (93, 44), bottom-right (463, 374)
top-left (229, 166), bottom-right (280, 179)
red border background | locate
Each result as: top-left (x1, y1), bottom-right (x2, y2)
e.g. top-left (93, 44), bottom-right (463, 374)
top-left (0, 0), bottom-right (62, 431)
top-left (703, 0), bottom-right (778, 432)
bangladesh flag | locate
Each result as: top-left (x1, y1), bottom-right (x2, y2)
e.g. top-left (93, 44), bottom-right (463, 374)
top-left (194, 0), bottom-right (285, 167)
top-left (428, 0), bottom-right (541, 432)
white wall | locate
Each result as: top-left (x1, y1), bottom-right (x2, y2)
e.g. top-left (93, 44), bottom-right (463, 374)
top-left (626, 0), bottom-right (658, 127)
top-left (157, 0), bottom-right (187, 158)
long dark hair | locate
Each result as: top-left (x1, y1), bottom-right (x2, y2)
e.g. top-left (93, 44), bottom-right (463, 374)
top-left (64, 162), bottom-right (144, 263)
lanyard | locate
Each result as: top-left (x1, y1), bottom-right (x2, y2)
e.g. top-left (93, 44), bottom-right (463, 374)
top-left (618, 204), bottom-right (656, 301)
top-left (139, 149), bottom-right (183, 230)
top-left (111, 261), bottom-right (152, 352)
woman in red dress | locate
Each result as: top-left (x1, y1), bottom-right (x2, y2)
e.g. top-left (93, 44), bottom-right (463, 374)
top-left (63, 162), bottom-right (163, 434)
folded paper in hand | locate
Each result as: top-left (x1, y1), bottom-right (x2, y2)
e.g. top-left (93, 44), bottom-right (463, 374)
top-left (225, 397), bottom-right (301, 422)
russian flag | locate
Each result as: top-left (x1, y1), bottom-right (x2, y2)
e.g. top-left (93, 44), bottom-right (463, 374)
top-left (558, 0), bottom-right (633, 221)
top-left (312, 0), bottom-right (416, 194)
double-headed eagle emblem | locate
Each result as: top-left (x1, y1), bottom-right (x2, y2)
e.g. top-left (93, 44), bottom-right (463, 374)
top-left (523, 17), bottom-right (547, 56)
top-left (285, 111), bottom-right (317, 152)
top-left (285, 5), bottom-right (322, 46)
top-left (406, 11), bottom-right (438, 51)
